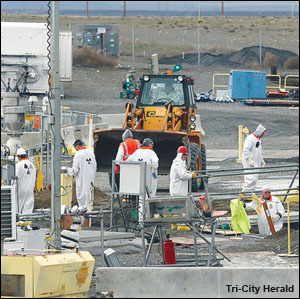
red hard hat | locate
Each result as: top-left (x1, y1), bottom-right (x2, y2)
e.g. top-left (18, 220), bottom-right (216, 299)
top-left (177, 146), bottom-right (188, 154)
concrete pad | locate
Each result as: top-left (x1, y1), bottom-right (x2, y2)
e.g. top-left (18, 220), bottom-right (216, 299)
top-left (207, 149), bottom-right (299, 162)
top-left (96, 266), bottom-right (299, 298)
top-left (79, 238), bottom-right (144, 255)
top-left (221, 251), bottom-right (293, 268)
top-left (79, 230), bottom-right (135, 242)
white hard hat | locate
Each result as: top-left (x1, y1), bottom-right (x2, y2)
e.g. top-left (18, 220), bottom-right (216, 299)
top-left (262, 185), bottom-right (272, 192)
top-left (16, 148), bottom-right (26, 156)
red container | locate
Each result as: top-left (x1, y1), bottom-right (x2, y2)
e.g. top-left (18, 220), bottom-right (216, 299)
top-left (163, 240), bottom-right (176, 264)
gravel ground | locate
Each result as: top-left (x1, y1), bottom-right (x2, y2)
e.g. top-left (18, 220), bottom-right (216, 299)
top-left (7, 14), bottom-right (298, 297)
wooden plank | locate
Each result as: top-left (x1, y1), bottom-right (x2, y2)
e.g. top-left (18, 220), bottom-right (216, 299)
top-left (202, 228), bottom-right (243, 235)
top-left (170, 236), bottom-right (229, 245)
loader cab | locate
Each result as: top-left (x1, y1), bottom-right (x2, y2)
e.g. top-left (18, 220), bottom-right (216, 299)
top-left (136, 74), bottom-right (196, 109)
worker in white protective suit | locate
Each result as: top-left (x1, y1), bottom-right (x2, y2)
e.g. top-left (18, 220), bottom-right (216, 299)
top-left (68, 140), bottom-right (97, 211)
top-left (244, 185), bottom-right (285, 235)
top-left (242, 124), bottom-right (266, 192)
top-left (127, 138), bottom-right (159, 222)
top-left (15, 148), bottom-right (36, 214)
top-left (115, 129), bottom-right (141, 173)
top-left (169, 146), bottom-right (196, 196)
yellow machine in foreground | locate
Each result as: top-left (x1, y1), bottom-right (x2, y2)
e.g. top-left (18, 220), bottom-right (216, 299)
top-left (94, 74), bottom-right (206, 191)
top-left (1, 250), bottom-right (95, 298)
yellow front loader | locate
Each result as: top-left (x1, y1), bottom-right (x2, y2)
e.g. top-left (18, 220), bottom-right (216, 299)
top-left (94, 74), bottom-right (206, 191)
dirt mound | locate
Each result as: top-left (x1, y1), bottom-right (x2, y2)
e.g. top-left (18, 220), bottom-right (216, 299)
top-left (266, 227), bottom-right (299, 255)
top-left (34, 185), bottom-right (110, 209)
top-left (159, 46), bottom-right (298, 68)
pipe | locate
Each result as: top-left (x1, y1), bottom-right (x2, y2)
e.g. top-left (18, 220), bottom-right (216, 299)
top-left (288, 201), bottom-right (291, 254)
top-left (187, 223), bottom-right (231, 262)
top-left (195, 164), bottom-right (298, 173)
top-left (207, 193), bottom-right (299, 202)
top-left (196, 168), bottom-right (299, 178)
top-left (283, 169), bottom-right (299, 203)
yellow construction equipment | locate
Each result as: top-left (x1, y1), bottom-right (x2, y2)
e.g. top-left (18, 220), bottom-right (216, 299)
top-left (34, 153), bottom-right (44, 192)
top-left (1, 250), bottom-right (95, 298)
top-left (61, 170), bottom-right (73, 208)
top-left (94, 73), bottom-right (207, 191)
top-left (236, 125), bottom-right (249, 164)
top-left (277, 190), bottom-right (299, 202)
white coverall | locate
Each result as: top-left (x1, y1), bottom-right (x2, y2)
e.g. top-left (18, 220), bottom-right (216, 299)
top-left (169, 153), bottom-right (193, 196)
top-left (127, 147), bottom-right (159, 222)
top-left (245, 195), bottom-right (285, 235)
top-left (71, 148), bottom-right (97, 210)
top-left (115, 138), bottom-right (141, 163)
top-left (16, 159), bottom-right (36, 214)
top-left (242, 124), bottom-right (266, 192)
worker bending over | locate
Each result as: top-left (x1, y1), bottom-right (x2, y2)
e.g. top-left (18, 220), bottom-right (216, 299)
top-left (16, 148), bottom-right (36, 214)
top-left (244, 185), bottom-right (285, 235)
top-left (169, 146), bottom-right (196, 196)
top-left (69, 139), bottom-right (97, 211)
top-left (242, 124), bottom-right (266, 192)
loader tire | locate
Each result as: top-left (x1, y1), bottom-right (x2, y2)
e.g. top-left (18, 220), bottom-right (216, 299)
top-left (190, 143), bottom-right (207, 191)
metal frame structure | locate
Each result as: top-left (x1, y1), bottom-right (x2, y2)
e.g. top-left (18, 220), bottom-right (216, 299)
top-left (109, 160), bottom-right (230, 267)
top-left (110, 160), bottom-right (148, 230)
top-left (193, 164), bottom-right (299, 215)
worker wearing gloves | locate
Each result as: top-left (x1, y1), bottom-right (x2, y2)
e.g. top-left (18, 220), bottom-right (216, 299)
top-left (69, 140), bottom-right (97, 211)
top-left (244, 185), bottom-right (285, 235)
top-left (169, 146), bottom-right (196, 196)
top-left (242, 124), bottom-right (266, 192)
top-left (127, 138), bottom-right (159, 222)
top-left (15, 148), bottom-right (36, 214)
top-left (115, 129), bottom-right (141, 174)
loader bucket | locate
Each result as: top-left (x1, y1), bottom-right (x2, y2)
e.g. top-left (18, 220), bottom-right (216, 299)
top-left (94, 128), bottom-right (187, 174)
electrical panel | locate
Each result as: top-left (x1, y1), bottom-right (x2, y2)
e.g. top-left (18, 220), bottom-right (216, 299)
top-left (1, 185), bottom-right (17, 240)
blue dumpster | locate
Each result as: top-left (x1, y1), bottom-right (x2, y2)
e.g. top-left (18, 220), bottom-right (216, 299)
top-left (228, 70), bottom-right (267, 100)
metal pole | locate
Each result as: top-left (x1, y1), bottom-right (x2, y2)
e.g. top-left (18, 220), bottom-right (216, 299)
top-left (187, 223), bottom-right (231, 262)
top-left (124, 1), bottom-right (126, 17)
top-left (221, 1), bottom-right (224, 16)
top-left (197, 1), bottom-right (200, 67)
top-left (287, 201), bottom-right (291, 254)
top-left (50, 1), bottom-right (61, 249)
top-left (292, 1), bottom-right (294, 18)
top-left (195, 164), bottom-right (298, 173)
top-left (86, 1), bottom-right (88, 17)
top-left (196, 167), bottom-right (299, 178)
top-left (259, 28), bottom-right (262, 68)
top-left (132, 24), bottom-right (135, 69)
top-left (197, 26), bottom-right (200, 67)
top-left (283, 169), bottom-right (298, 203)
top-left (100, 208), bottom-right (105, 266)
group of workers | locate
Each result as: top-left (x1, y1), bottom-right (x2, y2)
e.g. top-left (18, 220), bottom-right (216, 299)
top-left (241, 124), bottom-right (284, 235)
top-left (15, 123), bottom-right (285, 235)
top-left (114, 129), bottom-right (196, 198)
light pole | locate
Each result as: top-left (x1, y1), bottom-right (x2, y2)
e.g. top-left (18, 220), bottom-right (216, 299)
top-left (50, 0), bottom-right (62, 250)
top-left (197, 1), bottom-right (200, 67)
